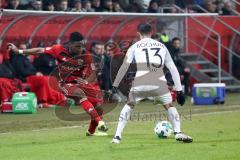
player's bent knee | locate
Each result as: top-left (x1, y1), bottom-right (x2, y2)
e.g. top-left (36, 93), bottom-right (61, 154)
top-left (163, 103), bottom-right (173, 110)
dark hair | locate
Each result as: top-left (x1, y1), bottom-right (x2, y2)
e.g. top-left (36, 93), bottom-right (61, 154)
top-left (69, 32), bottom-right (84, 42)
top-left (137, 23), bottom-right (152, 35)
top-left (90, 41), bottom-right (102, 51)
top-left (172, 37), bottom-right (181, 43)
top-left (151, 34), bottom-right (160, 40)
top-left (91, 41), bottom-right (101, 47)
top-left (149, 0), bottom-right (159, 8)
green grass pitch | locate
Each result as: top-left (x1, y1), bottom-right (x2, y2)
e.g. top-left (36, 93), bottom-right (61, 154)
top-left (0, 93), bottom-right (240, 160)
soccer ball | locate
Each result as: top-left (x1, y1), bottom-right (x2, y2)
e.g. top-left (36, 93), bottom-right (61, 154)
top-left (154, 121), bottom-right (173, 138)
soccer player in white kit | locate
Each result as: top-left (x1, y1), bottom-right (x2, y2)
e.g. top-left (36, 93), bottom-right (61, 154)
top-left (111, 23), bottom-right (193, 144)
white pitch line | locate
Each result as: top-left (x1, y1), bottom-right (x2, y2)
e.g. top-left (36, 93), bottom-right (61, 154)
top-left (0, 109), bottom-right (240, 135)
top-left (32, 125), bottom-right (84, 132)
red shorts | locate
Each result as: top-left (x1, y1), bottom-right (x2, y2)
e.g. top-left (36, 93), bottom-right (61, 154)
top-left (60, 82), bottom-right (103, 106)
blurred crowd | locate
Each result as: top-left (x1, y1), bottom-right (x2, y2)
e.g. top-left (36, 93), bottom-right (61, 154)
top-left (0, 0), bottom-right (239, 15)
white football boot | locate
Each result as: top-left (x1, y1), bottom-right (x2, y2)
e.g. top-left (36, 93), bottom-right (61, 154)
top-left (111, 136), bottom-right (121, 144)
top-left (97, 121), bottom-right (109, 132)
top-left (175, 132), bottom-right (193, 143)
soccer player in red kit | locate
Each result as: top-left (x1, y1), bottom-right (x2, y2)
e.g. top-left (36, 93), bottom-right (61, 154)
top-left (7, 32), bottom-right (108, 136)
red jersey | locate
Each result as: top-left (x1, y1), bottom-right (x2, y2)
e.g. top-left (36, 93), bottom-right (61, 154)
top-left (44, 44), bottom-right (95, 83)
top-left (44, 45), bottom-right (103, 106)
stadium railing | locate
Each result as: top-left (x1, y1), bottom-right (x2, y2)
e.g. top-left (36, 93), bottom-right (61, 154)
top-left (173, 5), bottom-right (240, 81)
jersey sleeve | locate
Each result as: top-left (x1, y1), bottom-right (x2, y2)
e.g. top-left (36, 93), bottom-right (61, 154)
top-left (112, 45), bottom-right (135, 87)
top-left (125, 45), bottom-right (135, 63)
top-left (164, 48), bottom-right (174, 65)
top-left (44, 45), bottom-right (61, 59)
top-left (164, 48), bottom-right (182, 91)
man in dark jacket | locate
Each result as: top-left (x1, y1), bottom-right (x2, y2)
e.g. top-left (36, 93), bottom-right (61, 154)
top-left (166, 37), bottom-right (190, 95)
top-left (33, 54), bottom-right (58, 75)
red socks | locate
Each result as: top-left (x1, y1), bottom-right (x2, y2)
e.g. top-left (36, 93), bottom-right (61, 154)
top-left (88, 120), bottom-right (98, 134)
top-left (80, 100), bottom-right (102, 123)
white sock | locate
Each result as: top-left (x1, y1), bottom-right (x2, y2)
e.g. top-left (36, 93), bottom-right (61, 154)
top-left (167, 107), bottom-right (181, 133)
top-left (114, 104), bottom-right (133, 139)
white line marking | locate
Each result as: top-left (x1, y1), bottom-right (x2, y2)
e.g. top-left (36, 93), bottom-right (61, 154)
top-left (0, 109), bottom-right (240, 135)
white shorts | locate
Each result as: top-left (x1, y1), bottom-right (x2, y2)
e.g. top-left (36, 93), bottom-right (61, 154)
top-left (128, 86), bottom-right (172, 105)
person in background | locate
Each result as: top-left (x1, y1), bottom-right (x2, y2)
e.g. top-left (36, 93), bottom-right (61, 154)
top-left (18, 43), bottom-right (35, 63)
top-left (133, 0), bottom-right (150, 11)
top-left (58, 0), bottom-right (70, 11)
top-left (102, 0), bottom-right (113, 12)
top-left (204, 0), bottom-right (217, 13)
top-left (101, 43), bottom-right (114, 96)
top-left (159, 32), bottom-right (170, 44)
top-left (147, 0), bottom-right (159, 13)
top-left (91, 0), bottom-right (103, 12)
top-left (221, 1), bottom-right (235, 15)
top-left (167, 37), bottom-right (190, 95)
top-left (113, 2), bottom-right (123, 12)
top-left (71, 0), bottom-right (86, 12)
top-left (28, 0), bottom-right (42, 10)
top-left (33, 53), bottom-right (58, 75)
top-left (126, 1), bottom-right (145, 12)
top-left (82, 0), bottom-right (95, 12)
top-left (90, 41), bottom-right (104, 88)
top-left (5, 0), bottom-right (26, 10)
top-left (45, 1), bottom-right (55, 11)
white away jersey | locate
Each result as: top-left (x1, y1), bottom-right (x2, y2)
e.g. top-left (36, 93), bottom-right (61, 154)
top-left (113, 38), bottom-right (182, 91)
top-left (126, 38), bottom-right (172, 76)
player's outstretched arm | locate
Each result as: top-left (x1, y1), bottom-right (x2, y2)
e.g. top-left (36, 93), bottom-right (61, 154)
top-left (7, 43), bottom-right (44, 55)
